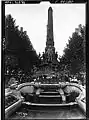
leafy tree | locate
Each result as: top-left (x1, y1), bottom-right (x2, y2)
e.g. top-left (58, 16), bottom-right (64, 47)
top-left (4, 14), bottom-right (39, 86)
top-left (60, 24), bottom-right (86, 75)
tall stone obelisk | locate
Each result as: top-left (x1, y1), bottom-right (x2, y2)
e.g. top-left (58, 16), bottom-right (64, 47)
top-left (46, 7), bottom-right (54, 47)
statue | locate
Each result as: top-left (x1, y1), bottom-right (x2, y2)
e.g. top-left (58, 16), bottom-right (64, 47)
top-left (42, 52), bottom-right (46, 63)
top-left (38, 52), bottom-right (41, 59)
top-left (55, 52), bottom-right (58, 60)
top-left (46, 48), bottom-right (53, 62)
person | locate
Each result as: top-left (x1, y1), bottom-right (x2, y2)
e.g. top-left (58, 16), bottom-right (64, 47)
top-left (55, 52), bottom-right (58, 60)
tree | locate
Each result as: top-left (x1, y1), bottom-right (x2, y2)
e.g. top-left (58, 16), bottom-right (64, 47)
top-left (4, 14), bottom-right (39, 86)
top-left (60, 24), bottom-right (86, 75)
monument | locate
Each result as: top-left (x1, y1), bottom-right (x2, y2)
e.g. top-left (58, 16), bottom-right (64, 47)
top-left (33, 7), bottom-right (59, 77)
top-left (44, 7), bottom-right (58, 63)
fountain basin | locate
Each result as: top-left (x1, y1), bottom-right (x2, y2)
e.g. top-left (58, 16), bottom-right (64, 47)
top-left (17, 82), bottom-right (85, 105)
top-left (5, 82), bottom-right (86, 119)
top-left (5, 94), bottom-right (24, 119)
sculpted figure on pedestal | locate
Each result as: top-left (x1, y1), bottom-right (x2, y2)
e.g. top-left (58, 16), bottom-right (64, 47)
top-left (55, 52), bottom-right (58, 60)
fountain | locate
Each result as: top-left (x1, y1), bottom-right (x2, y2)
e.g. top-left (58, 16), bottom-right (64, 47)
top-left (5, 7), bottom-right (86, 119)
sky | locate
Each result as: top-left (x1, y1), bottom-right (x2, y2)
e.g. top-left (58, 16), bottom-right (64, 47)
top-left (5, 2), bottom-right (85, 56)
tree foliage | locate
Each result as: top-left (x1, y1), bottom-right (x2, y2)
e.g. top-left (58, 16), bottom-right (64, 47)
top-left (4, 14), bottom-right (39, 73)
top-left (60, 24), bottom-right (86, 75)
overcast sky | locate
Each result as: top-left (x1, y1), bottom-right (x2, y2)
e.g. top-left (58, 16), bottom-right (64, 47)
top-left (5, 2), bottom-right (85, 56)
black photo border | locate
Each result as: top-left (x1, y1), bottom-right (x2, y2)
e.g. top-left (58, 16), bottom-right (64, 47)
top-left (1, 0), bottom-right (88, 120)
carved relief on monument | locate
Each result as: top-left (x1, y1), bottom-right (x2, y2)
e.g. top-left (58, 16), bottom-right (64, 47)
top-left (46, 48), bottom-right (53, 61)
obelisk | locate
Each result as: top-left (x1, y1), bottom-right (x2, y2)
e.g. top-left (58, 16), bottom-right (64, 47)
top-left (46, 7), bottom-right (54, 47)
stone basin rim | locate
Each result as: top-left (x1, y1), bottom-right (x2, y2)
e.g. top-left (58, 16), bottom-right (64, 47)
top-left (22, 101), bottom-right (78, 106)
